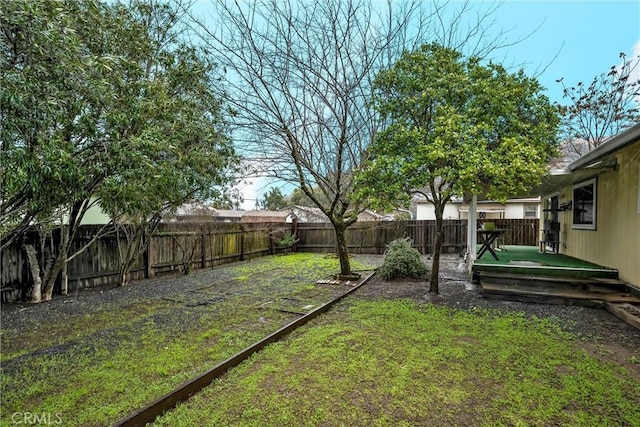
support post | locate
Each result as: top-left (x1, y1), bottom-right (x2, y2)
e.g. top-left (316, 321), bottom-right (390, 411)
top-left (467, 194), bottom-right (478, 269)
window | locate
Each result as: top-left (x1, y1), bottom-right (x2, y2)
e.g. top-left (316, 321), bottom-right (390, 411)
top-left (523, 204), bottom-right (538, 218)
top-left (573, 178), bottom-right (597, 230)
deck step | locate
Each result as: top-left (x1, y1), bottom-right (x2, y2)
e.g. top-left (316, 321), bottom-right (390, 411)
top-left (472, 263), bottom-right (619, 280)
top-left (477, 272), bottom-right (629, 293)
top-left (481, 281), bottom-right (640, 308)
top-left (604, 302), bottom-right (640, 330)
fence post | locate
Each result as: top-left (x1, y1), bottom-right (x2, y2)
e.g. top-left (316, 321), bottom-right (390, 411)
top-left (200, 225), bottom-right (206, 269)
top-left (291, 219), bottom-right (298, 253)
top-left (145, 237), bottom-right (153, 278)
top-left (239, 224), bottom-right (246, 261)
top-left (269, 227), bottom-right (274, 255)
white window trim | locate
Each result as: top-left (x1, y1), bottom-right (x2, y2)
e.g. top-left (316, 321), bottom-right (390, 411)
top-left (573, 178), bottom-right (597, 230)
top-left (523, 203), bottom-right (538, 218)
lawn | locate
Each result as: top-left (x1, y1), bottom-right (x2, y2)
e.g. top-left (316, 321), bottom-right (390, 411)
top-left (153, 299), bottom-right (640, 427)
top-left (0, 254), bottom-right (376, 427)
top-left (1, 253), bottom-right (638, 427)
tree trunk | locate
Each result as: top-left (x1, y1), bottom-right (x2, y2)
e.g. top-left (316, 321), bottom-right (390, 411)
top-left (42, 254), bottom-right (66, 301)
top-left (61, 262), bottom-right (68, 295)
top-left (60, 224), bottom-right (68, 295)
top-left (117, 218), bottom-right (159, 286)
top-left (117, 229), bottom-right (139, 287)
top-left (429, 211), bottom-right (444, 293)
top-left (23, 244), bottom-right (42, 303)
top-left (334, 221), bottom-right (352, 277)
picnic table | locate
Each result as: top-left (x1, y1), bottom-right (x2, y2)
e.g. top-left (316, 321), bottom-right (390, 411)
top-left (477, 229), bottom-right (509, 260)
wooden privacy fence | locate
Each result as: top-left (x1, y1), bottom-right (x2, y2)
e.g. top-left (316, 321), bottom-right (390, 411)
top-left (296, 219), bottom-right (539, 255)
top-left (1, 218), bottom-right (538, 303)
top-left (1, 222), bottom-right (292, 303)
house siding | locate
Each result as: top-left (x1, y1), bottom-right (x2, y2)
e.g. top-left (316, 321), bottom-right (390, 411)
top-left (416, 203), bottom-right (459, 220)
top-left (561, 142), bottom-right (640, 287)
top-left (416, 198), bottom-right (540, 220)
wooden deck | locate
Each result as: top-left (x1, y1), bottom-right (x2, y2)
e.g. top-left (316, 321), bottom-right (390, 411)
top-left (472, 245), bottom-right (619, 280)
top-left (472, 246), bottom-right (640, 329)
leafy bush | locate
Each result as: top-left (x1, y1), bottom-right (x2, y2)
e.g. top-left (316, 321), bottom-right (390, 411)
top-left (378, 238), bottom-right (429, 280)
top-left (276, 231), bottom-right (298, 247)
top-left (275, 231), bottom-right (299, 254)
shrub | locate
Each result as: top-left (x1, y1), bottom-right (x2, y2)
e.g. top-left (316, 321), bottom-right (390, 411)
top-left (378, 238), bottom-right (429, 280)
top-left (275, 231), bottom-right (299, 254)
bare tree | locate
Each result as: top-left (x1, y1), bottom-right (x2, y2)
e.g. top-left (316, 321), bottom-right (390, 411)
top-left (557, 52), bottom-right (640, 159)
top-left (191, 0), bottom-right (518, 276)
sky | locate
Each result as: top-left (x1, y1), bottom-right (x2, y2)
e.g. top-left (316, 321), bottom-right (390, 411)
top-left (487, 0), bottom-right (639, 104)
top-left (194, 0), bottom-right (640, 209)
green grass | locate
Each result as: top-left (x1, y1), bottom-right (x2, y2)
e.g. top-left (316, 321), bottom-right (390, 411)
top-left (0, 253), bottom-right (376, 427)
top-left (153, 300), bottom-right (640, 427)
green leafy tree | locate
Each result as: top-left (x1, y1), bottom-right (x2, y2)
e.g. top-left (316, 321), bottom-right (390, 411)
top-left (2, 0), bottom-right (125, 300)
top-left (288, 187), bottom-right (329, 208)
top-left (259, 188), bottom-right (288, 211)
top-left (1, 0), bottom-right (238, 298)
top-left (356, 44), bottom-right (560, 293)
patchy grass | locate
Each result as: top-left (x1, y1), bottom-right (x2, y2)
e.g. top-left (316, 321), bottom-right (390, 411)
top-left (153, 300), bottom-right (640, 427)
top-left (0, 299), bottom-right (174, 361)
top-left (0, 254), bottom-right (376, 427)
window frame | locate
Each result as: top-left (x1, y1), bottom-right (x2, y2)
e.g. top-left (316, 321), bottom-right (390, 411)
top-left (523, 203), bottom-right (538, 219)
top-left (572, 178), bottom-right (597, 230)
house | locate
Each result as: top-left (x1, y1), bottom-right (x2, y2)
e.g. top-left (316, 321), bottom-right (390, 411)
top-left (414, 196), bottom-right (540, 220)
top-left (163, 205), bottom-right (246, 223)
top-left (532, 122), bottom-right (640, 288)
top-left (241, 210), bottom-right (296, 223)
top-left (469, 125), bottom-right (640, 319)
top-left (162, 202), bottom-right (219, 222)
top-left (211, 209), bottom-right (246, 223)
top-left (289, 205), bottom-right (390, 223)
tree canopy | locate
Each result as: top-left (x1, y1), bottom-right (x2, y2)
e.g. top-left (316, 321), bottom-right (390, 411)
top-left (1, 0), bottom-right (239, 298)
top-left (356, 43), bottom-right (560, 292)
top-left (259, 188), bottom-right (288, 211)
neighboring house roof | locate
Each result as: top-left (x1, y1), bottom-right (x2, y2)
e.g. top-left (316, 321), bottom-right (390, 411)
top-left (213, 209), bottom-right (246, 221)
top-left (568, 122), bottom-right (640, 171)
top-left (289, 205), bottom-right (389, 222)
top-left (289, 206), bottom-right (328, 222)
top-left (531, 122), bottom-right (640, 196)
top-left (162, 202), bottom-right (218, 222)
top-left (241, 210), bottom-right (294, 223)
top-left (173, 202), bottom-right (216, 216)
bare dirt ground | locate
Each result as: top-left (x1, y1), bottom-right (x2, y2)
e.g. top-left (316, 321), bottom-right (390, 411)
top-left (354, 254), bottom-right (640, 381)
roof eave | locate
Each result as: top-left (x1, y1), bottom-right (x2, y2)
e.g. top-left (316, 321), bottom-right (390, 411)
top-left (568, 122), bottom-right (640, 171)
